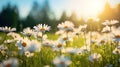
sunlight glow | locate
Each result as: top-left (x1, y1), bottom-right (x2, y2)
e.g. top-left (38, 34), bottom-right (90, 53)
top-left (68, 0), bottom-right (106, 19)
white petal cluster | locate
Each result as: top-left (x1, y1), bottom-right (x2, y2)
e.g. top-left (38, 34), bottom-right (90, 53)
top-left (88, 53), bottom-right (101, 62)
top-left (0, 58), bottom-right (19, 67)
top-left (33, 24), bottom-right (50, 32)
top-left (57, 21), bottom-right (74, 31)
top-left (53, 55), bottom-right (72, 67)
top-left (0, 26), bottom-right (16, 32)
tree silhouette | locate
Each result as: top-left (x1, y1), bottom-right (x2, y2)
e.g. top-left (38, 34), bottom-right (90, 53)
top-left (59, 11), bottom-right (69, 22)
top-left (98, 2), bottom-right (114, 22)
top-left (78, 17), bottom-right (86, 25)
top-left (24, 1), bottom-right (40, 28)
top-left (0, 3), bottom-right (19, 27)
top-left (69, 12), bottom-right (78, 27)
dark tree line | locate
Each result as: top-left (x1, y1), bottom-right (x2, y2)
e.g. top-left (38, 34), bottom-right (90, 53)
top-left (0, 1), bottom-right (120, 32)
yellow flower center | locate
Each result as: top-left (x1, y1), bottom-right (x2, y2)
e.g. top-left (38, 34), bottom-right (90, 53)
top-left (115, 35), bottom-right (120, 38)
top-left (22, 42), bottom-right (27, 47)
top-left (93, 58), bottom-right (97, 62)
top-left (63, 37), bottom-right (68, 40)
top-left (40, 27), bottom-right (45, 31)
top-left (100, 40), bottom-right (105, 44)
top-left (57, 43), bottom-right (63, 48)
top-left (60, 61), bottom-right (65, 64)
top-left (64, 26), bottom-right (68, 28)
top-left (46, 42), bottom-right (49, 44)
top-left (5, 63), bottom-right (11, 67)
top-left (37, 35), bottom-right (42, 38)
top-left (116, 50), bottom-right (119, 54)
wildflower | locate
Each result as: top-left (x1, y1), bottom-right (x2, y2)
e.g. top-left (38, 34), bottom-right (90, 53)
top-left (33, 24), bottom-right (50, 32)
top-left (7, 32), bottom-right (21, 40)
top-left (0, 58), bottom-right (19, 67)
top-left (61, 47), bottom-right (82, 55)
top-left (21, 27), bottom-right (33, 37)
top-left (0, 26), bottom-right (16, 33)
top-left (96, 36), bottom-right (107, 46)
top-left (4, 39), bottom-right (15, 44)
top-left (27, 40), bottom-right (41, 52)
top-left (16, 37), bottom-right (31, 54)
top-left (76, 49), bottom-right (83, 55)
top-left (53, 55), bottom-right (72, 67)
top-left (80, 45), bottom-right (91, 53)
top-left (102, 26), bottom-right (110, 33)
top-left (79, 24), bottom-right (87, 32)
top-left (16, 38), bottom-right (41, 55)
top-left (85, 38), bottom-right (94, 46)
top-left (0, 45), bottom-right (7, 55)
top-left (55, 30), bottom-right (65, 35)
top-left (35, 32), bottom-right (47, 40)
top-left (102, 20), bottom-right (119, 26)
top-left (73, 28), bottom-right (81, 36)
top-left (42, 40), bottom-right (53, 47)
top-left (113, 48), bottom-right (120, 54)
top-left (52, 41), bottom-right (65, 52)
top-left (57, 21), bottom-right (74, 31)
top-left (61, 47), bottom-right (77, 54)
top-left (111, 29), bottom-right (120, 42)
top-left (25, 51), bottom-right (34, 57)
top-left (0, 45), bottom-right (7, 51)
top-left (58, 34), bottom-right (73, 42)
top-left (88, 53), bottom-right (101, 62)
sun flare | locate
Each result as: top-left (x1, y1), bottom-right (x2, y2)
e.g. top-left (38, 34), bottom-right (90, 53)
top-left (69, 0), bottom-right (106, 19)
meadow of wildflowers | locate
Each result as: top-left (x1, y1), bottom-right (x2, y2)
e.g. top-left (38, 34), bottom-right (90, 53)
top-left (0, 20), bottom-right (120, 67)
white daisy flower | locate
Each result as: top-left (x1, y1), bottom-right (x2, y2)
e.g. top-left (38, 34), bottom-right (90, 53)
top-left (53, 55), bottom-right (72, 67)
top-left (55, 30), bottom-right (65, 35)
top-left (102, 26), bottom-right (111, 33)
top-left (80, 45), bottom-right (91, 53)
top-left (58, 34), bottom-right (73, 43)
top-left (75, 49), bottom-right (83, 55)
top-left (113, 48), bottom-right (120, 54)
top-left (61, 47), bottom-right (77, 54)
top-left (34, 32), bottom-right (47, 40)
top-left (16, 37), bottom-right (31, 54)
top-left (79, 24), bottom-right (87, 32)
top-left (4, 39), bottom-right (15, 44)
top-left (96, 36), bottom-right (107, 46)
top-left (0, 26), bottom-right (16, 32)
top-left (42, 40), bottom-right (53, 47)
top-left (52, 41), bottom-right (65, 52)
top-left (1, 58), bottom-right (19, 67)
top-left (61, 47), bottom-right (82, 55)
top-left (88, 53), bottom-right (101, 62)
top-left (16, 38), bottom-right (41, 55)
top-left (33, 24), bottom-right (50, 32)
top-left (27, 40), bottom-right (41, 52)
top-left (0, 44), bottom-right (7, 50)
top-left (102, 20), bottom-right (119, 26)
top-left (25, 51), bottom-right (34, 57)
top-left (73, 28), bottom-right (81, 36)
top-left (21, 27), bottom-right (33, 37)
top-left (111, 29), bottom-right (120, 42)
top-left (57, 21), bottom-right (74, 31)
top-left (7, 32), bottom-right (21, 40)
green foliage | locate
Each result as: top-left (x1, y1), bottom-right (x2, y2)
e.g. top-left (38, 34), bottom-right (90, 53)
top-left (0, 33), bottom-right (119, 67)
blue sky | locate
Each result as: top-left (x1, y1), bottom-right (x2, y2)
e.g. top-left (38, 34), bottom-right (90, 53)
top-left (0, 0), bottom-right (120, 19)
